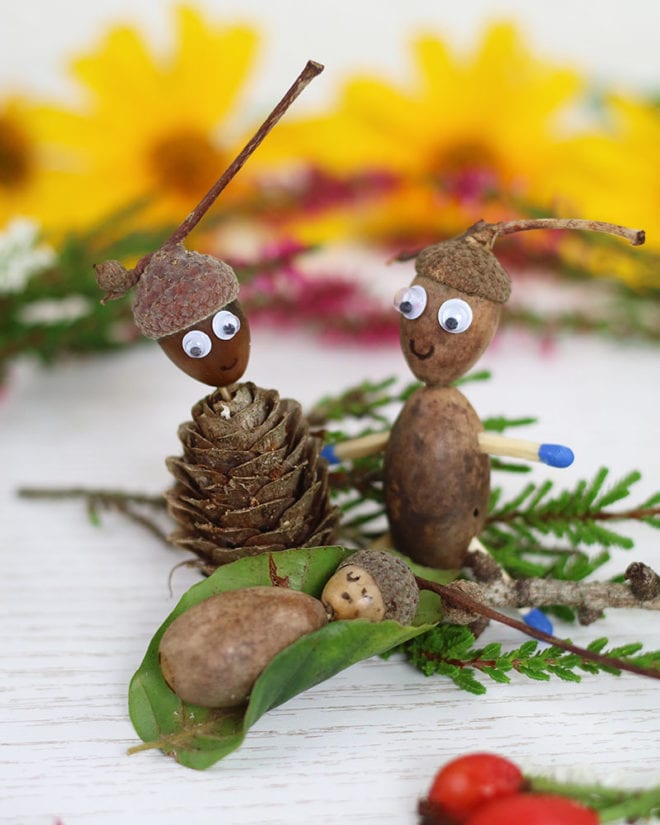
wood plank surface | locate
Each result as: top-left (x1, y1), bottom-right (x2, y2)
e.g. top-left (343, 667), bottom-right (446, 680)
top-left (2, 326), bottom-right (659, 824)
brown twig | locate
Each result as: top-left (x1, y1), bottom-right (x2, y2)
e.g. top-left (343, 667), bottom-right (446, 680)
top-left (133, 59), bottom-right (324, 277)
top-left (18, 486), bottom-right (166, 507)
top-left (478, 574), bottom-right (660, 614)
top-left (18, 486), bottom-right (172, 546)
top-left (391, 218), bottom-right (646, 265)
top-left (474, 218), bottom-right (645, 247)
top-left (414, 575), bottom-right (660, 681)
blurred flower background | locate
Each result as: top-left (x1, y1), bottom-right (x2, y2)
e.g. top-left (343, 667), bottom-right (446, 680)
top-left (1, 1), bottom-right (659, 382)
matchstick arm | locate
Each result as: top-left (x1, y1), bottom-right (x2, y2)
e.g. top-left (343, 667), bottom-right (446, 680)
top-left (321, 430), bottom-right (574, 468)
top-left (480, 433), bottom-right (574, 468)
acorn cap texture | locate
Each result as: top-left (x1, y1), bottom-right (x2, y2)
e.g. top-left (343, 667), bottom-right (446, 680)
top-left (414, 231), bottom-right (511, 304)
top-left (132, 243), bottom-right (240, 339)
top-left (337, 549), bottom-right (419, 624)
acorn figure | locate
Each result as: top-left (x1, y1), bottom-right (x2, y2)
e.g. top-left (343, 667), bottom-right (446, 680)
top-left (323, 218), bottom-right (645, 569)
top-left (95, 61), bottom-right (340, 570)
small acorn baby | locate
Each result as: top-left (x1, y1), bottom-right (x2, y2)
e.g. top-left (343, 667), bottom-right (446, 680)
top-left (321, 549), bottom-right (420, 624)
top-left (157, 550), bottom-right (420, 708)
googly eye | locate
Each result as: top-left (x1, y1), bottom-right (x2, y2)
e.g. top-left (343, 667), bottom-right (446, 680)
top-left (438, 298), bottom-right (473, 334)
top-left (182, 330), bottom-right (212, 358)
top-left (212, 309), bottom-right (241, 340)
top-left (393, 285), bottom-right (427, 320)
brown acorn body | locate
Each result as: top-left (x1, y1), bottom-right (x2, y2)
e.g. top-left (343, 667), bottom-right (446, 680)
top-left (383, 385), bottom-right (490, 568)
top-left (166, 382), bottom-right (340, 572)
top-left (159, 586), bottom-right (328, 707)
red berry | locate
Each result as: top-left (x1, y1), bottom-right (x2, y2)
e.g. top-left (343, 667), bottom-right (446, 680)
top-left (426, 753), bottom-right (523, 820)
top-left (465, 793), bottom-right (599, 825)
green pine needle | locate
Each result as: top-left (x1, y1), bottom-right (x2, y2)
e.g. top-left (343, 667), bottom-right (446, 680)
top-left (400, 625), bottom-right (660, 693)
top-left (485, 468), bottom-right (649, 558)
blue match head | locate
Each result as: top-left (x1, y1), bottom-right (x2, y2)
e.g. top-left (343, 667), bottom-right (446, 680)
top-left (321, 444), bottom-right (340, 465)
top-left (538, 443), bottom-right (574, 468)
top-left (523, 608), bottom-right (554, 636)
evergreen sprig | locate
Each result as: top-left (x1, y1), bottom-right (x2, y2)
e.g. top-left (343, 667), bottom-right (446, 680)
top-left (308, 376), bottom-right (411, 426)
top-left (527, 775), bottom-right (660, 822)
top-left (400, 624), bottom-right (660, 695)
top-left (308, 371), bottom-right (492, 427)
top-left (486, 468), bottom-right (655, 552)
top-left (480, 468), bottom-right (660, 595)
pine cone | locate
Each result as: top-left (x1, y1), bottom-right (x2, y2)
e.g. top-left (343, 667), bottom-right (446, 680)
top-left (165, 382), bottom-right (340, 572)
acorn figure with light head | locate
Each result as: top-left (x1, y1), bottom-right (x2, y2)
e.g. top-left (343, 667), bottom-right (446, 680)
top-left (95, 61), bottom-right (340, 572)
top-left (325, 217), bottom-right (645, 571)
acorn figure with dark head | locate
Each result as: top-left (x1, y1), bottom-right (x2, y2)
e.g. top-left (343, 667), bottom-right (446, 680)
top-left (99, 242), bottom-right (251, 388)
top-left (94, 61), bottom-right (326, 392)
top-left (94, 62), bottom-right (340, 573)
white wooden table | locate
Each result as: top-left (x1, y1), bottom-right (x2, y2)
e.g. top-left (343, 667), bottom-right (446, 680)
top-left (2, 323), bottom-right (659, 824)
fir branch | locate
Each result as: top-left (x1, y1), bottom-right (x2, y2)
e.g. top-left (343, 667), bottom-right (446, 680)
top-left (18, 486), bottom-right (171, 546)
top-left (485, 468), bottom-right (660, 554)
top-left (481, 414), bottom-right (537, 433)
top-left (401, 623), bottom-right (660, 695)
top-left (307, 377), bottom-right (400, 426)
top-left (526, 774), bottom-right (660, 821)
top-left (307, 371), bottom-right (492, 428)
top-left (486, 538), bottom-right (612, 582)
top-left (413, 575), bottom-right (660, 682)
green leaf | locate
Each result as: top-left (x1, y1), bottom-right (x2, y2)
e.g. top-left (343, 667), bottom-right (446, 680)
top-left (128, 546), bottom-right (434, 770)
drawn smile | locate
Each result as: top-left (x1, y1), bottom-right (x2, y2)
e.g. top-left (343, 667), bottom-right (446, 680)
top-left (409, 339), bottom-right (434, 360)
top-left (220, 357), bottom-right (238, 371)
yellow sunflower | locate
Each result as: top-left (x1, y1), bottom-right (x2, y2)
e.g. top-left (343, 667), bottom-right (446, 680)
top-left (258, 23), bottom-right (598, 244)
top-left (0, 98), bottom-right (60, 229)
top-left (32, 6), bottom-right (259, 233)
top-left (544, 94), bottom-right (660, 288)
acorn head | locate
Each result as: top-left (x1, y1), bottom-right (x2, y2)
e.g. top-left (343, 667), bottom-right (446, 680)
top-left (94, 242), bottom-right (250, 387)
top-left (414, 221), bottom-right (512, 304)
top-left (158, 298), bottom-right (250, 387)
top-left (321, 549), bottom-right (419, 624)
top-left (391, 222), bottom-right (511, 387)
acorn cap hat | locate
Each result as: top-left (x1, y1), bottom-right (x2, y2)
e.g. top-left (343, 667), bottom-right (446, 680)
top-left (414, 224), bottom-right (512, 304)
top-left (131, 243), bottom-right (239, 340)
